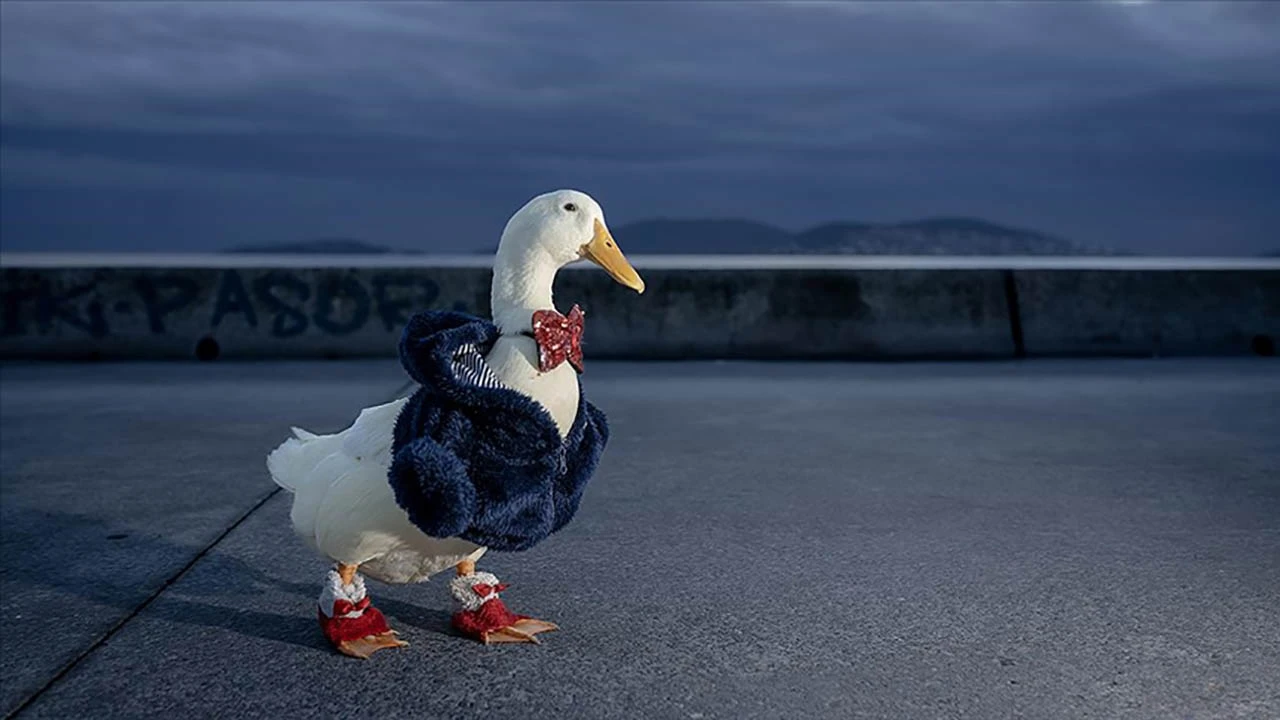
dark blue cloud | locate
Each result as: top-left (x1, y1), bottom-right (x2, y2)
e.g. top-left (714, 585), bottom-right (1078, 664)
top-left (2, 1), bottom-right (1277, 254)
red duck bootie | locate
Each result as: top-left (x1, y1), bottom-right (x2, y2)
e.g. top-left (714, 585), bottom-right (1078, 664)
top-left (449, 569), bottom-right (559, 645)
top-left (317, 568), bottom-right (406, 659)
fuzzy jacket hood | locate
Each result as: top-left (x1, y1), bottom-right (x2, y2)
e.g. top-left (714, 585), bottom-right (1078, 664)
top-left (389, 310), bottom-right (608, 552)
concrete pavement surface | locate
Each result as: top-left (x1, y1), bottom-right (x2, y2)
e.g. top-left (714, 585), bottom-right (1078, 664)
top-left (1, 359), bottom-right (1277, 719)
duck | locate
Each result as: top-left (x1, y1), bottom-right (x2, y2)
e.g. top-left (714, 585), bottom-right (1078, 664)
top-left (267, 189), bottom-right (644, 658)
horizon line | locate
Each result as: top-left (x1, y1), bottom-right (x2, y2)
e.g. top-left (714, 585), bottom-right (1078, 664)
top-left (4, 253), bottom-right (1279, 271)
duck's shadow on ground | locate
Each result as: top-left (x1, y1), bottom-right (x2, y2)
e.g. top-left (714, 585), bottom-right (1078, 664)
top-left (365, 598), bottom-right (457, 638)
top-left (5, 506), bottom-right (464, 653)
top-left (144, 592), bottom-right (460, 652)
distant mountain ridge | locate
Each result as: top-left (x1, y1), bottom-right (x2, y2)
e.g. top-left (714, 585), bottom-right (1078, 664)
top-left (612, 219), bottom-right (792, 254)
top-left (226, 218), bottom-right (1119, 256)
top-left (225, 237), bottom-right (421, 254)
top-left (616, 216), bottom-right (1118, 256)
top-left (785, 217), bottom-right (1115, 256)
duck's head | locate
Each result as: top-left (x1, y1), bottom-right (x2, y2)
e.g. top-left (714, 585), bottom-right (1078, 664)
top-left (497, 189), bottom-right (645, 294)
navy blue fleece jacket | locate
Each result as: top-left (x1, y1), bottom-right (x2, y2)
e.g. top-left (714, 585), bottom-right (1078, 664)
top-left (389, 310), bottom-right (608, 552)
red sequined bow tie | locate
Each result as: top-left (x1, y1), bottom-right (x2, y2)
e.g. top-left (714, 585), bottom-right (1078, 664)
top-left (525, 305), bottom-right (586, 373)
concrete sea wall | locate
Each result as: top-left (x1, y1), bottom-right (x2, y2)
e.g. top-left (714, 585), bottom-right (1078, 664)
top-left (2, 255), bottom-right (1277, 360)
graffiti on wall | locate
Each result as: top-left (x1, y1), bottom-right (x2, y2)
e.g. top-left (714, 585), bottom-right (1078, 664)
top-left (1, 269), bottom-right (470, 339)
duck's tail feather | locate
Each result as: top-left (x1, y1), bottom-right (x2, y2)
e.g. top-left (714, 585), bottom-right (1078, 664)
top-left (267, 427), bottom-right (331, 493)
top-left (292, 426), bottom-right (319, 441)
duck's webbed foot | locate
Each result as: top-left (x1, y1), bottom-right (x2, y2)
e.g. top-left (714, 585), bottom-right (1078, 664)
top-left (337, 631), bottom-right (408, 659)
top-left (318, 565), bottom-right (409, 659)
top-left (482, 619), bottom-right (560, 645)
top-left (450, 560), bottom-right (559, 645)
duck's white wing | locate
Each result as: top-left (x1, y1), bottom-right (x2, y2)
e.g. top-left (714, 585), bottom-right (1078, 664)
top-left (340, 398), bottom-right (407, 466)
top-left (268, 396), bottom-right (483, 582)
top-left (267, 398), bottom-right (408, 556)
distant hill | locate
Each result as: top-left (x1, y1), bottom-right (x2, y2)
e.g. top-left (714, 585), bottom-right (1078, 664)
top-left (611, 219), bottom-right (793, 254)
top-left (225, 237), bottom-right (417, 254)
top-left (234, 219), bottom-right (1117, 256)
top-left (616, 216), bottom-right (1115, 255)
top-left (785, 217), bottom-right (1114, 256)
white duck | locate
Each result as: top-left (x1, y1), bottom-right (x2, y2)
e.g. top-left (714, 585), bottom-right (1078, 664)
top-left (267, 189), bottom-right (644, 658)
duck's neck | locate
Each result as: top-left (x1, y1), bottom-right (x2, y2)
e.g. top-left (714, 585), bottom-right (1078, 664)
top-left (490, 246), bottom-right (561, 334)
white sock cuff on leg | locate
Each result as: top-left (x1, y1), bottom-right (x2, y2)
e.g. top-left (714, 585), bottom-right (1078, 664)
top-left (318, 569), bottom-right (368, 618)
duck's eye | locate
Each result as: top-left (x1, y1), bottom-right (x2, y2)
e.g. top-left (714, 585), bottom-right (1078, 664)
top-left (563, 203), bottom-right (578, 212)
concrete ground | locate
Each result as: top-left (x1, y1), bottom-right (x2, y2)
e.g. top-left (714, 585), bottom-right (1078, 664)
top-left (1, 358), bottom-right (1277, 720)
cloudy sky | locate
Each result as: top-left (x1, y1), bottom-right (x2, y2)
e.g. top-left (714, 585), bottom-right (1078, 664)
top-left (1, 1), bottom-right (1277, 255)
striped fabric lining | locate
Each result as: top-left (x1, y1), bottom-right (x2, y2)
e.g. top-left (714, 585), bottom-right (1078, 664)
top-left (451, 341), bottom-right (568, 474)
top-left (451, 343), bottom-right (507, 390)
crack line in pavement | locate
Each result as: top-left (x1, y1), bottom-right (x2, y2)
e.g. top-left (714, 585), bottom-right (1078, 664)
top-left (5, 487), bottom-right (284, 720)
top-left (6, 381), bottom-right (414, 720)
